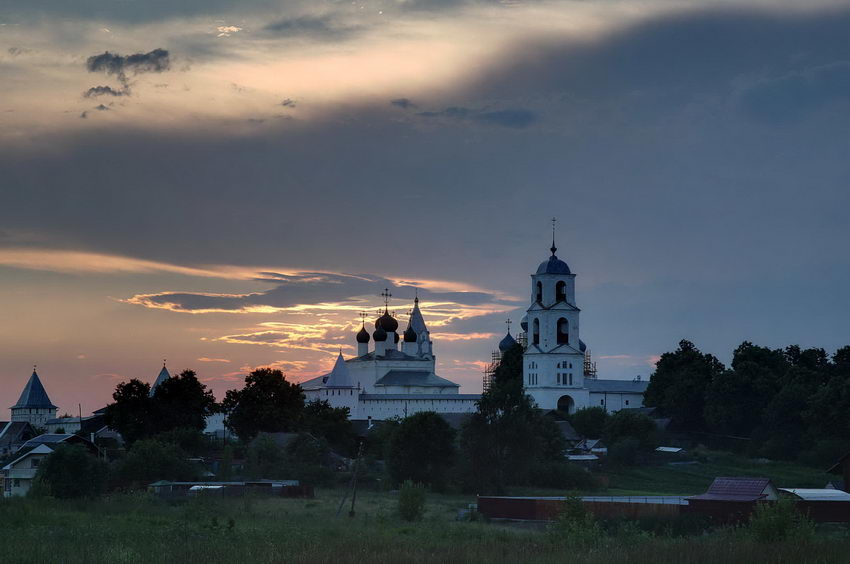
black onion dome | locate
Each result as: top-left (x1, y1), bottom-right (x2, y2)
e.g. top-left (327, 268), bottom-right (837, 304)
top-left (498, 332), bottom-right (518, 352)
top-left (356, 326), bottom-right (370, 343)
top-left (375, 312), bottom-right (399, 332)
top-left (403, 326), bottom-right (417, 342)
top-left (373, 326), bottom-right (387, 342)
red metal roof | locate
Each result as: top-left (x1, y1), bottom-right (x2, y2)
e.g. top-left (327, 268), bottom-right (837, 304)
top-left (687, 477), bottom-right (773, 502)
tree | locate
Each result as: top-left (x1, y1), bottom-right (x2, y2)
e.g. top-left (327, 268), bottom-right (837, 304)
top-left (246, 434), bottom-right (286, 479)
top-left (459, 343), bottom-right (567, 493)
top-left (32, 444), bottom-right (108, 499)
top-left (113, 439), bottom-right (199, 487)
top-left (603, 409), bottom-right (657, 449)
top-left (301, 400), bottom-right (355, 455)
top-left (387, 411), bottom-right (456, 490)
top-left (104, 379), bottom-right (155, 444)
top-left (570, 407), bottom-right (609, 439)
top-left (644, 340), bottom-right (724, 432)
top-left (222, 368), bottom-right (305, 441)
top-left (152, 369), bottom-right (218, 433)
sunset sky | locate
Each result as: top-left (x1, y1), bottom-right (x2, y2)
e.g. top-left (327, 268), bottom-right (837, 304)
top-left (2, 0), bottom-right (849, 416)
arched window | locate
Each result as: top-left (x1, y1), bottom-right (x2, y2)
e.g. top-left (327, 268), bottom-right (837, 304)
top-left (535, 281), bottom-right (543, 303)
top-left (532, 318), bottom-right (540, 345)
top-left (555, 280), bottom-right (566, 303)
top-left (557, 318), bottom-right (569, 345)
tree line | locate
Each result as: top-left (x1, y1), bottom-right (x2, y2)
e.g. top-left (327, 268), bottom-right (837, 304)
top-left (644, 339), bottom-right (850, 464)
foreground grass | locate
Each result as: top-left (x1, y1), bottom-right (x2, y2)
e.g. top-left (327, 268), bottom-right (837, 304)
top-left (0, 488), bottom-right (848, 563)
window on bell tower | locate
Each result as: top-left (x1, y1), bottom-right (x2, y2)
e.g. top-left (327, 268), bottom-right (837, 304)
top-left (557, 318), bottom-right (569, 345)
top-left (535, 281), bottom-right (543, 304)
top-left (532, 318), bottom-right (540, 345)
top-left (556, 280), bottom-right (566, 303)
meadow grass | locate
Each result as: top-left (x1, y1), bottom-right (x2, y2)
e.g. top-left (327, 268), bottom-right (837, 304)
top-left (0, 485), bottom-right (848, 563)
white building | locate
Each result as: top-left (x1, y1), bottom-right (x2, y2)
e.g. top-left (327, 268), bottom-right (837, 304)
top-left (521, 236), bottom-right (648, 413)
top-left (301, 296), bottom-right (479, 422)
top-left (2, 444), bottom-right (53, 497)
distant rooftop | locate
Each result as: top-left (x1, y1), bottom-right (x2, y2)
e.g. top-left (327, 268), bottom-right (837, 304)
top-left (12, 370), bottom-right (57, 410)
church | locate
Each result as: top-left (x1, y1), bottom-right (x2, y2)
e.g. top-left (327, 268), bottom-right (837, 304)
top-left (302, 233), bottom-right (648, 421)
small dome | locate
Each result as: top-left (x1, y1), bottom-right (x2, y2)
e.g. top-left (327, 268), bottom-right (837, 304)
top-left (498, 332), bottom-right (517, 352)
top-left (520, 315), bottom-right (528, 332)
top-left (373, 326), bottom-right (387, 342)
top-left (375, 312), bottom-right (399, 333)
top-left (536, 254), bottom-right (571, 275)
top-left (356, 326), bottom-right (370, 343)
top-left (403, 326), bottom-right (417, 342)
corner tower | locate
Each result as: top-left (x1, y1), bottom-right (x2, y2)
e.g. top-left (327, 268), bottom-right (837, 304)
top-left (11, 368), bottom-right (58, 427)
top-left (523, 224), bottom-right (588, 413)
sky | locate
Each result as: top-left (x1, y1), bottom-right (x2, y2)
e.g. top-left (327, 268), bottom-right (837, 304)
top-left (1, 0), bottom-right (850, 416)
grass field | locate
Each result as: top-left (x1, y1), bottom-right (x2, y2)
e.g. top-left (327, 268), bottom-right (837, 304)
top-left (0, 485), bottom-right (848, 563)
top-left (0, 453), bottom-right (842, 563)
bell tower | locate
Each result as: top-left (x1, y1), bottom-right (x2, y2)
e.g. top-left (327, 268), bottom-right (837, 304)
top-left (523, 220), bottom-right (588, 413)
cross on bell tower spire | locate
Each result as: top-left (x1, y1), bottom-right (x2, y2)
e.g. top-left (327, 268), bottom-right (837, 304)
top-left (505, 318), bottom-right (512, 334)
top-left (380, 288), bottom-right (392, 313)
top-left (550, 217), bottom-right (558, 256)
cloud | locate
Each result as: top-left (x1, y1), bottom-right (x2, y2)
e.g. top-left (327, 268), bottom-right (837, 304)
top-left (391, 98), bottom-right (415, 109)
top-left (94, 104), bottom-right (110, 111)
top-left (84, 85), bottom-right (126, 98)
top-left (263, 15), bottom-right (361, 41)
top-left (417, 106), bottom-right (537, 128)
top-left (84, 48), bottom-right (171, 96)
top-left (216, 26), bottom-right (242, 38)
top-left (739, 61), bottom-right (850, 123)
top-left (126, 271), bottom-right (509, 314)
top-left (280, 98), bottom-right (296, 108)
top-left (197, 357), bottom-right (231, 363)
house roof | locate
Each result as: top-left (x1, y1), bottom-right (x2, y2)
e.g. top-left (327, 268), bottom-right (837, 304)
top-left (12, 370), bottom-right (57, 410)
top-left (360, 394), bottom-right (479, 400)
top-left (554, 420), bottom-right (581, 442)
top-left (585, 379), bottom-right (650, 394)
top-left (827, 452), bottom-right (850, 474)
top-left (688, 477), bottom-right (774, 502)
top-left (374, 370), bottom-right (459, 388)
top-left (19, 433), bottom-right (98, 453)
top-left (351, 349), bottom-right (423, 362)
top-left (2, 444), bottom-right (54, 470)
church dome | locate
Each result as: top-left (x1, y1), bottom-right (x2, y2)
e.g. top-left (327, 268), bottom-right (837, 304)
top-left (375, 312), bottom-right (399, 333)
top-left (403, 326), bottom-right (417, 342)
top-left (537, 254), bottom-right (571, 275)
top-left (498, 332), bottom-right (517, 352)
top-left (373, 326), bottom-right (387, 342)
top-left (356, 326), bottom-right (370, 343)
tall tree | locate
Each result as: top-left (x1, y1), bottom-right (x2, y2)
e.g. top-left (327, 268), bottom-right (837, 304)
top-left (32, 444), bottom-right (108, 499)
top-left (301, 399), bottom-right (355, 455)
top-left (222, 368), bottom-right (305, 441)
top-left (459, 343), bottom-right (566, 493)
top-left (570, 407), bottom-right (609, 439)
top-left (152, 369), bottom-right (218, 433)
top-left (387, 411), bottom-right (456, 490)
top-left (644, 340), bottom-right (724, 432)
top-left (104, 379), bottom-right (155, 444)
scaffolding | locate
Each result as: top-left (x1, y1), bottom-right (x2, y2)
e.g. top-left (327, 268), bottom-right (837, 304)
top-left (482, 350), bottom-right (501, 392)
top-left (584, 349), bottom-right (598, 379)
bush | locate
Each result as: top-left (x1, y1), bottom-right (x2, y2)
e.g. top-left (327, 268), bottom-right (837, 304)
top-left (548, 495), bottom-right (604, 548)
top-left (607, 438), bottom-right (640, 467)
top-left (388, 412), bottom-right (455, 491)
top-left (112, 439), bottom-right (200, 488)
top-left (398, 480), bottom-right (426, 522)
top-left (746, 498), bottom-right (815, 543)
top-left (31, 444), bottom-right (108, 499)
top-left (603, 410), bottom-right (657, 448)
top-left (570, 407), bottom-right (610, 439)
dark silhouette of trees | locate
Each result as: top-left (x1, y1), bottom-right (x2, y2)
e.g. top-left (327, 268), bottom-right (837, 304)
top-left (301, 399), bottom-right (355, 455)
top-left (570, 407), bottom-right (609, 439)
top-left (222, 368), bottom-right (304, 441)
top-left (32, 444), bottom-right (108, 498)
top-left (387, 411), bottom-right (456, 490)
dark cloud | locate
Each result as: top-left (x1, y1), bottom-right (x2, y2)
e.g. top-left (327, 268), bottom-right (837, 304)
top-left (281, 98), bottom-right (296, 108)
top-left (391, 98), bottom-right (415, 109)
top-left (94, 104), bottom-right (110, 111)
top-left (739, 62), bottom-right (850, 123)
top-left (130, 271), bottom-right (506, 313)
top-left (417, 106), bottom-right (537, 128)
top-left (83, 85), bottom-right (126, 98)
top-left (7, 47), bottom-right (30, 57)
top-left (84, 48), bottom-right (170, 97)
top-left (264, 15), bottom-right (361, 41)
top-left (86, 48), bottom-right (170, 82)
